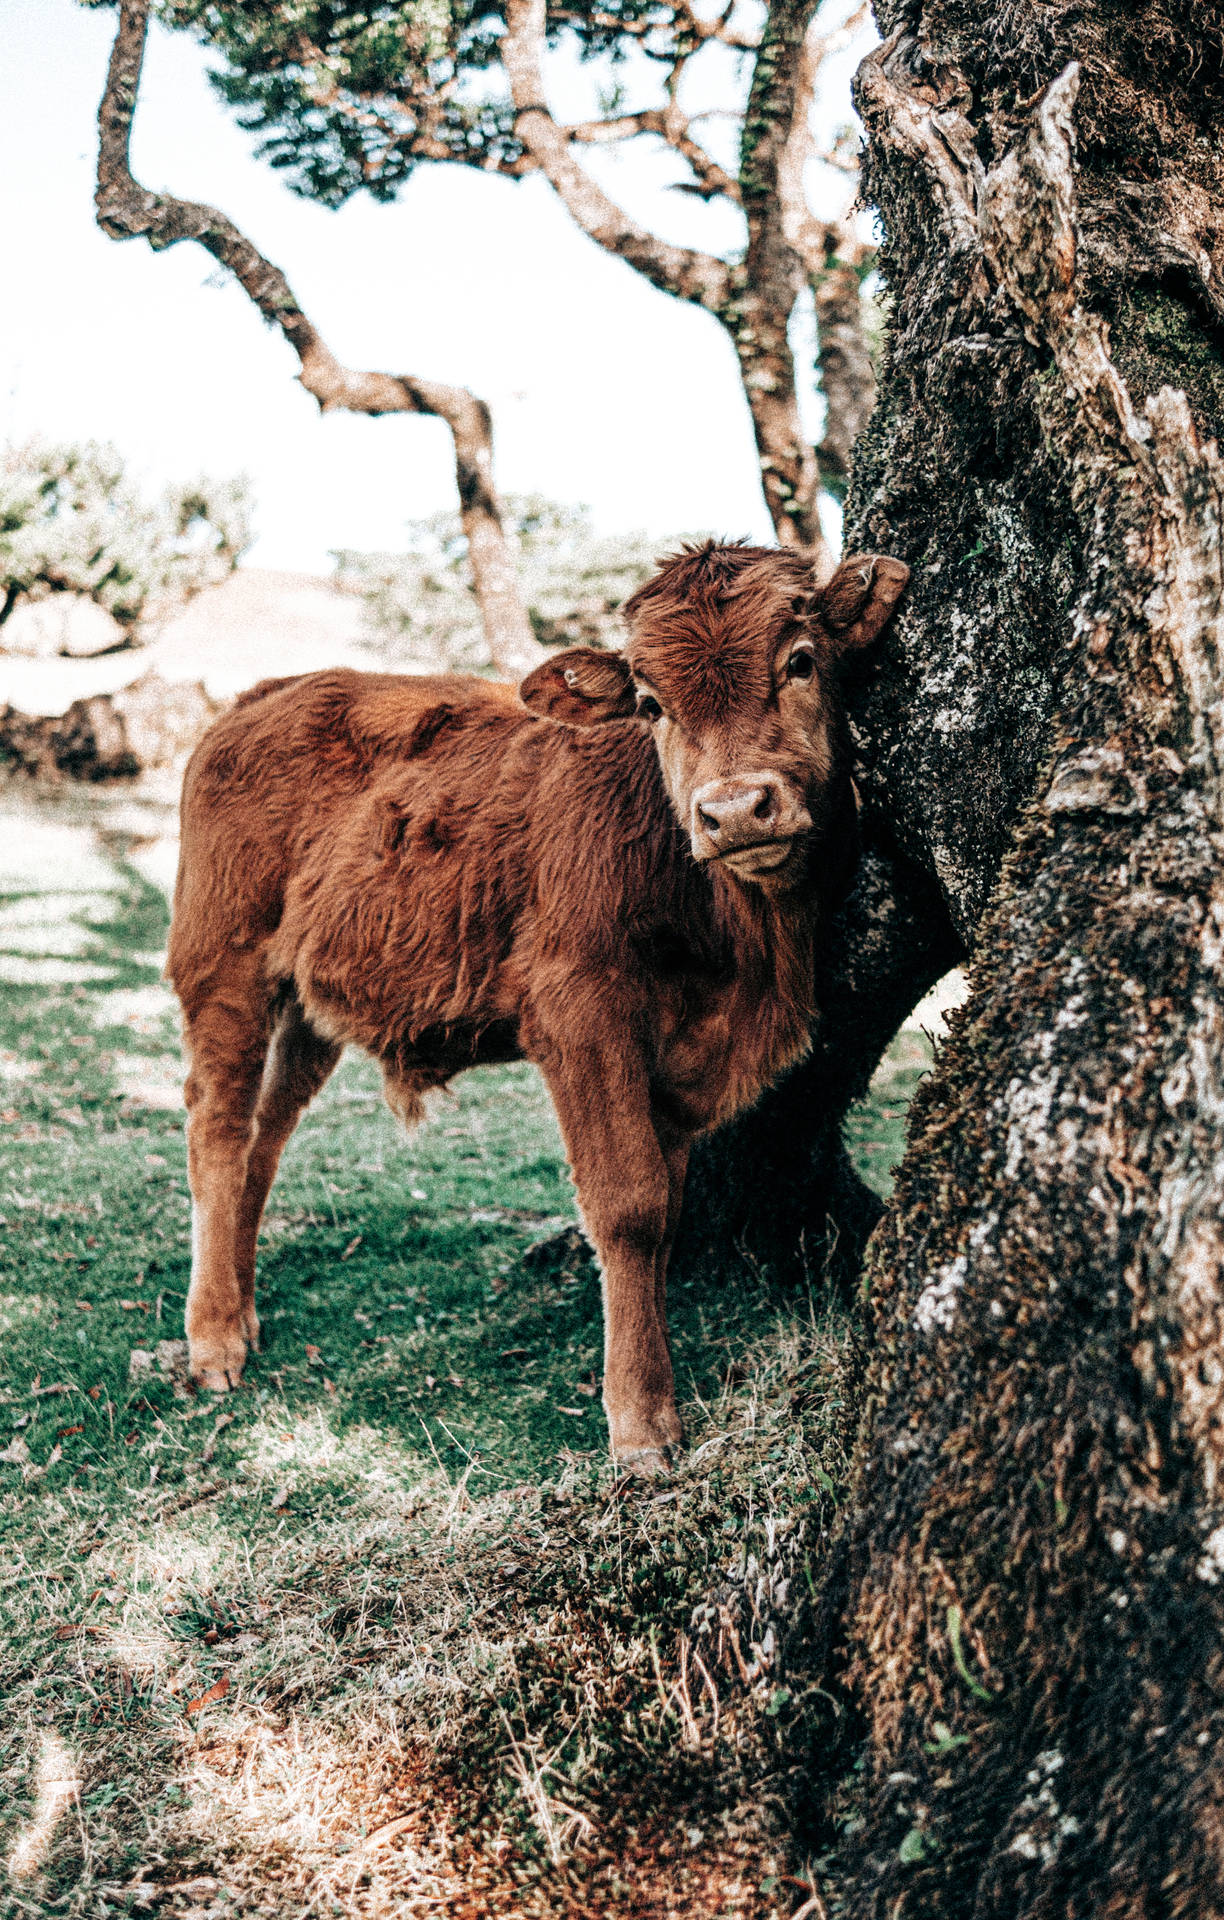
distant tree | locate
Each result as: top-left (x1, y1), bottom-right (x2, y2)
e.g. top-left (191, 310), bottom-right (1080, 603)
top-left (91, 0), bottom-right (542, 677)
top-left (0, 437), bottom-right (250, 642)
top-left (335, 495), bottom-right (687, 669)
top-left (154, 0), bottom-right (878, 565)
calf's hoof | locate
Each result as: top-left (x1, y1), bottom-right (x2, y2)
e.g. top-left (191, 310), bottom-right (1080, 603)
top-left (607, 1401), bottom-right (683, 1479)
top-left (614, 1444), bottom-right (677, 1480)
top-left (188, 1326), bottom-right (249, 1393)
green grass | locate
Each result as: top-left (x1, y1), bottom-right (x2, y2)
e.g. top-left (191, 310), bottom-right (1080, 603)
top-left (0, 793), bottom-right (929, 1919)
top-left (845, 1029), bottom-right (935, 1201)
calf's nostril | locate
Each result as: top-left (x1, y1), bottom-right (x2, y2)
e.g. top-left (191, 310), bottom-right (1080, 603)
top-left (751, 787), bottom-right (775, 823)
top-left (698, 806), bottom-right (721, 837)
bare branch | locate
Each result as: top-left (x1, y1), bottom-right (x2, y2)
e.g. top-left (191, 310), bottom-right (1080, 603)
top-left (779, 5), bottom-right (876, 482)
top-left (564, 111), bottom-right (667, 144)
top-left (673, 0), bottom-right (761, 52)
top-left (660, 36), bottom-right (743, 202)
top-left (94, 0), bottom-right (542, 678)
top-left (564, 107), bottom-right (741, 202)
top-left (502, 0), bottom-right (732, 311)
top-left (726, 0), bottom-right (831, 558)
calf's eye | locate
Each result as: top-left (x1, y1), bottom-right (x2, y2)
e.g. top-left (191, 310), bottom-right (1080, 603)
top-left (636, 694), bottom-right (663, 722)
top-left (786, 648), bottom-right (816, 682)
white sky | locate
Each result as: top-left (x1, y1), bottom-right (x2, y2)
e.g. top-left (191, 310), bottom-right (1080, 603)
top-left (1, 0), bottom-right (867, 574)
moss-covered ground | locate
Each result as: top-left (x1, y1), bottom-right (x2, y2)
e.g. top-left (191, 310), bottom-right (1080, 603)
top-left (0, 787), bottom-right (933, 1920)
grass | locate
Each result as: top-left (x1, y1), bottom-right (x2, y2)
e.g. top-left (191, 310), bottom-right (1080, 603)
top-left (0, 786), bottom-right (932, 1920)
top-left (845, 1030), bottom-right (938, 1201)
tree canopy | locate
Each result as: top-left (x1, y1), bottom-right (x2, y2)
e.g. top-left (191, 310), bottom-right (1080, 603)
top-left (148, 0), bottom-right (877, 555)
top-left (157, 1), bottom-right (749, 209)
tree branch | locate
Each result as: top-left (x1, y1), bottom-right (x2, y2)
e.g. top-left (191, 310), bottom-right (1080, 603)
top-left (563, 107), bottom-right (742, 203)
top-left (95, 0), bottom-right (542, 679)
top-left (672, 0), bottom-right (761, 52)
top-left (502, 0), bottom-right (732, 311)
top-left (780, 6), bottom-right (876, 484)
top-left (729, 0), bottom-right (828, 555)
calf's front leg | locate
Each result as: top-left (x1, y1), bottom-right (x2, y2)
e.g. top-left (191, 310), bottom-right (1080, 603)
top-left (180, 964), bottom-right (272, 1390)
top-left (539, 1044), bottom-right (683, 1472)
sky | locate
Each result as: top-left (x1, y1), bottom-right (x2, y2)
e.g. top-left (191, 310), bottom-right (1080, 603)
top-left (0, 0), bottom-right (868, 574)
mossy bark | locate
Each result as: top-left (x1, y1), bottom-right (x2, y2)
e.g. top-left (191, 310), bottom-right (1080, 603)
top-left (772, 6), bottom-right (1224, 1914)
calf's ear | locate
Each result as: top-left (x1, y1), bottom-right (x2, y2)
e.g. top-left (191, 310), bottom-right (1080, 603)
top-left (519, 648), bottom-right (637, 726)
top-left (817, 554), bottom-right (910, 653)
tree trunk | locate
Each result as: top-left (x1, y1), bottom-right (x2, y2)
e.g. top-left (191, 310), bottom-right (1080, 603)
top-left (695, 4), bottom-right (1224, 1911)
top-left (729, 290), bottom-right (824, 552)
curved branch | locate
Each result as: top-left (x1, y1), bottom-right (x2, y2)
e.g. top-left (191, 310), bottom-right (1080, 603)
top-left (502, 0), bottom-right (731, 312)
top-left (673, 0), bottom-right (760, 52)
top-left (94, 0), bottom-right (542, 679)
top-left (565, 108), bottom-right (741, 203)
top-left (551, 3), bottom-right (760, 53)
top-left (780, 7), bottom-right (877, 485)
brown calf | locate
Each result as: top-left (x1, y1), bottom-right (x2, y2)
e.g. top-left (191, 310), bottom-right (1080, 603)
top-left (166, 542), bottom-right (908, 1471)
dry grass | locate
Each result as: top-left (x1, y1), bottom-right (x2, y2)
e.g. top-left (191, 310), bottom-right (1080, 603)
top-left (1, 1307), bottom-right (852, 1919)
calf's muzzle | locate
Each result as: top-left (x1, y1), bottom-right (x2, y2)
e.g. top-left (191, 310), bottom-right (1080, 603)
top-left (689, 773), bottom-right (812, 866)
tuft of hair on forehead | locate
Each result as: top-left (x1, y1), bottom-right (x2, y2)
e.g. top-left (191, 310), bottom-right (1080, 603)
top-left (622, 541), bottom-right (816, 722)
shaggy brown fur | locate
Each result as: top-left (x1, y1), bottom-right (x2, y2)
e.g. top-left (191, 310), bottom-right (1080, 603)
top-left (166, 544), bottom-right (908, 1470)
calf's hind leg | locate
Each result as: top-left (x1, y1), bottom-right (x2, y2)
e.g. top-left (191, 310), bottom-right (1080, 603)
top-left (233, 999), bottom-right (341, 1357)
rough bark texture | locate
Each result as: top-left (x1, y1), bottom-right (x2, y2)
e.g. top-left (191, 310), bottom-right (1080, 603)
top-left (761, 6), bottom-right (1224, 1914)
top-left (95, 0), bottom-right (541, 679)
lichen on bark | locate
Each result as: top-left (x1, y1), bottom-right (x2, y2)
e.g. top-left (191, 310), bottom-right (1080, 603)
top-left (782, 7), bottom-right (1224, 1914)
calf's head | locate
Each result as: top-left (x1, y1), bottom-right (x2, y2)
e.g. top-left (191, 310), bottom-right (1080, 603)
top-left (519, 542), bottom-right (909, 886)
